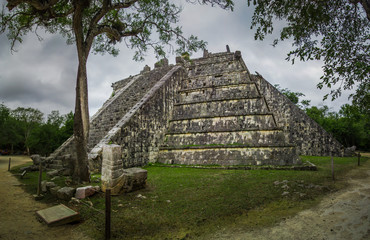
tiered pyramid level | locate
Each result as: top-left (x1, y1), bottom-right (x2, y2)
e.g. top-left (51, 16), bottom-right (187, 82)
top-left (157, 52), bottom-right (300, 166)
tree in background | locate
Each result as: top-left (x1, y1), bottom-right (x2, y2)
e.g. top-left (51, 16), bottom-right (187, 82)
top-left (274, 85), bottom-right (370, 151)
top-left (247, 0), bottom-right (369, 110)
top-left (274, 84), bottom-right (311, 109)
top-left (0, 104), bottom-right (74, 155)
top-left (0, 103), bottom-right (22, 153)
top-left (1, 0), bottom-right (233, 182)
top-left (11, 107), bottom-right (44, 155)
top-left (305, 104), bottom-right (370, 151)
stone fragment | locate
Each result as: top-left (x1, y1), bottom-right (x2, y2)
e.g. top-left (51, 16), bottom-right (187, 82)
top-left (282, 191), bottom-right (289, 196)
top-left (136, 194), bottom-right (147, 199)
top-left (75, 186), bottom-right (96, 199)
top-left (47, 170), bottom-right (59, 178)
top-left (50, 186), bottom-right (61, 197)
top-left (93, 185), bottom-right (101, 192)
top-left (69, 197), bottom-right (80, 204)
top-left (57, 187), bottom-right (76, 201)
top-left (30, 154), bottom-right (41, 165)
top-left (45, 182), bottom-right (57, 192)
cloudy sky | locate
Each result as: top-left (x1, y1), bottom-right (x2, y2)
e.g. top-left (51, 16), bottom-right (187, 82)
top-left (0, 0), bottom-right (354, 118)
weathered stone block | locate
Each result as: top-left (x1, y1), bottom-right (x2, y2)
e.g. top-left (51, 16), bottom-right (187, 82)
top-left (47, 170), bottom-right (59, 178)
top-left (57, 187), bottom-right (76, 201)
top-left (31, 154), bottom-right (41, 165)
top-left (102, 168), bottom-right (147, 195)
top-left (50, 186), bottom-right (61, 197)
top-left (75, 186), bottom-right (96, 199)
top-left (41, 181), bottom-right (57, 192)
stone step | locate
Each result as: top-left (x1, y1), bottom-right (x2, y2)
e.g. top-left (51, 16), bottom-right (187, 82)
top-left (175, 96), bottom-right (262, 106)
top-left (187, 59), bottom-right (245, 77)
top-left (157, 146), bottom-right (299, 166)
top-left (187, 52), bottom-right (235, 66)
top-left (168, 115), bottom-right (277, 133)
top-left (172, 98), bottom-right (269, 120)
top-left (162, 130), bottom-right (286, 146)
top-left (176, 84), bottom-right (259, 104)
top-left (171, 112), bottom-right (274, 121)
top-left (181, 71), bottom-right (251, 90)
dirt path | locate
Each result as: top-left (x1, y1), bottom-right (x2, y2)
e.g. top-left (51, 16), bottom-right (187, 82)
top-left (0, 156), bottom-right (90, 240)
top-left (212, 155), bottom-right (370, 240)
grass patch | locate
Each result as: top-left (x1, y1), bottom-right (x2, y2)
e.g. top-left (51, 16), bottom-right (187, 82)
top-left (11, 155), bottom-right (369, 239)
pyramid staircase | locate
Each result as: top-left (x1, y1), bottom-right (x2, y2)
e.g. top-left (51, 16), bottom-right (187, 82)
top-left (157, 52), bottom-right (300, 166)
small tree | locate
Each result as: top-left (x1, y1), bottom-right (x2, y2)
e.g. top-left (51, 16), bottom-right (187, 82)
top-left (11, 107), bottom-right (44, 155)
top-left (1, 0), bottom-right (233, 182)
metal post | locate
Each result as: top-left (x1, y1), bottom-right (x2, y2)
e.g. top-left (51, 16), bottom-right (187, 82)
top-left (358, 153), bottom-right (361, 166)
top-left (37, 162), bottom-right (42, 196)
top-left (8, 158), bottom-right (11, 171)
top-left (105, 188), bottom-right (111, 240)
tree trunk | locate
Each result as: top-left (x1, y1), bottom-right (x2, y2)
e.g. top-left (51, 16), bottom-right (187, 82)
top-left (73, 60), bottom-right (90, 183)
top-left (72, 1), bottom-right (91, 183)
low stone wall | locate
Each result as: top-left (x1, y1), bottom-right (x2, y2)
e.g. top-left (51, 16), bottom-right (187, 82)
top-left (89, 66), bottom-right (186, 170)
top-left (252, 74), bottom-right (343, 156)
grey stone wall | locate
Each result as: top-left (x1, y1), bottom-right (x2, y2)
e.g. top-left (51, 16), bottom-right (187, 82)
top-left (48, 65), bottom-right (172, 167)
top-left (252, 74), bottom-right (343, 156)
top-left (49, 49), bottom-right (344, 173)
top-left (89, 66), bottom-right (186, 170)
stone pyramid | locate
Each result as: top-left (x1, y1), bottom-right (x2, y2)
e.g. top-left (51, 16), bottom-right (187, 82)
top-left (46, 49), bottom-right (343, 173)
top-left (157, 51), bottom-right (299, 165)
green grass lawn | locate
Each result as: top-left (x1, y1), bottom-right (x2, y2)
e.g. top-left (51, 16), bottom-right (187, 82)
top-left (11, 155), bottom-right (368, 239)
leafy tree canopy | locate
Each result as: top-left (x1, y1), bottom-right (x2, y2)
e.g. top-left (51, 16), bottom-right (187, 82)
top-left (1, 0), bottom-right (233, 59)
top-left (0, 0), bottom-right (234, 182)
top-left (247, 0), bottom-right (369, 111)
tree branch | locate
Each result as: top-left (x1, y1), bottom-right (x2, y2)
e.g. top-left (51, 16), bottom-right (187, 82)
top-left (7, 0), bottom-right (59, 11)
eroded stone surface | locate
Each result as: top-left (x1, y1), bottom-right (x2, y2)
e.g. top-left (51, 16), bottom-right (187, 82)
top-left (47, 50), bottom-right (343, 171)
top-left (75, 186), bottom-right (96, 199)
top-left (57, 187), bottom-right (76, 201)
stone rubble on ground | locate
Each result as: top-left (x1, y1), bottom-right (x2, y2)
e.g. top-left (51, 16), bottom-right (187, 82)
top-left (75, 186), bottom-right (97, 199)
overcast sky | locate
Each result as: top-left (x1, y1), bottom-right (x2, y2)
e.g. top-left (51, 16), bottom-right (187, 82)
top-left (0, 0), bottom-right (354, 118)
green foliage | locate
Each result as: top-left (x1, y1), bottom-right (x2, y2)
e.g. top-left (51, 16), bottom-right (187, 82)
top-left (0, 103), bottom-right (74, 155)
top-left (0, 0), bottom-right (233, 59)
top-left (306, 104), bottom-right (370, 151)
top-left (248, 0), bottom-right (370, 109)
top-left (274, 84), bottom-right (310, 109)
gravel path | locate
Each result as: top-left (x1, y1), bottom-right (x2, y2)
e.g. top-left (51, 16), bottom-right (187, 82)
top-left (212, 155), bottom-right (370, 240)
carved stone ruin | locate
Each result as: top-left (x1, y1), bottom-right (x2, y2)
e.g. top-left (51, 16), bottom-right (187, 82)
top-left (45, 48), bottom-right (344, 177)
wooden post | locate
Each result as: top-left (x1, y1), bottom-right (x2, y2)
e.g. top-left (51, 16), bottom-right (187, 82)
top-left (331, 155), bottom-right (335, 181)
top-left (8, 158), bottom-right (11, 171)
top-left (37, 162), bottom-right (42, 196)
top-left (105, 188), bottom-right (111, 240)
top-left (358, 153), bottom-right (361, 166)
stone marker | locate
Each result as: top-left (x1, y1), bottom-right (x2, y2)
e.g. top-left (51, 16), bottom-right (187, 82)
top-left (36, 204), bottom-right (80, 226)
top-left (101, 144), bottom-right (147, 195)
